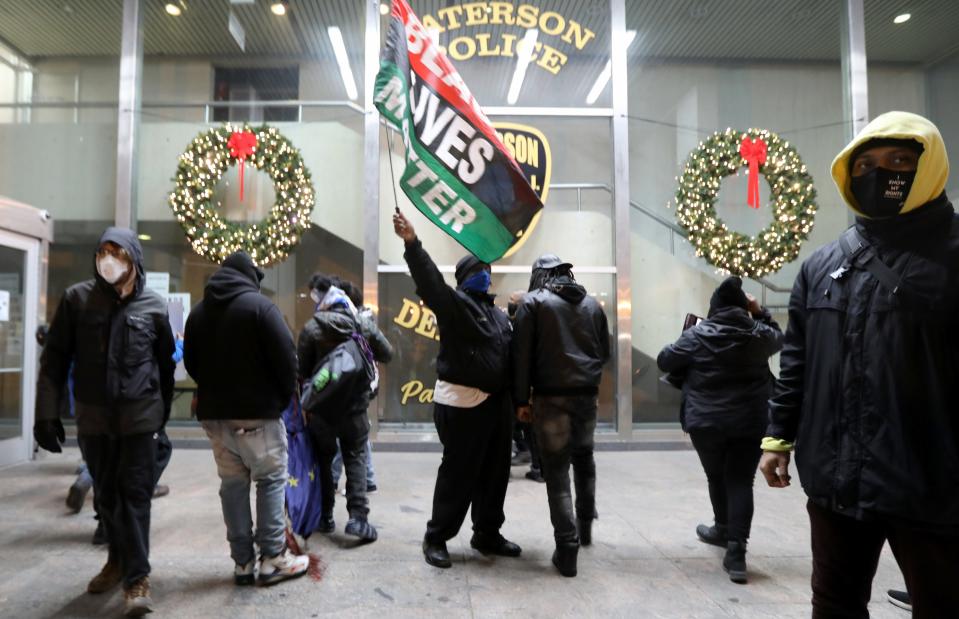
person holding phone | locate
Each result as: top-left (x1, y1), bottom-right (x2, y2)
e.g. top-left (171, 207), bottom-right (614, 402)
top-left (657, 276), bottom-right (782, 584)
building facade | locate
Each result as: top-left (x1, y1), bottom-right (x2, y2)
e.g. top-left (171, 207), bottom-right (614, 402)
top-left (0, 0), bottom-right (957, 445)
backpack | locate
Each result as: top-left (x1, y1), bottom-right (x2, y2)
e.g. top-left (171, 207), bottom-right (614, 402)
top-left (300, 331), bottom-right (377, 419)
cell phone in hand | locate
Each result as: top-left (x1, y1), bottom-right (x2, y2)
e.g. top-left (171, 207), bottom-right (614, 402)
top-left (682, 313), bottom-right (703, 332)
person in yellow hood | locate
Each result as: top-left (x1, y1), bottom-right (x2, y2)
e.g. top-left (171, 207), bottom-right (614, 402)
top-left (759, 111), bottom-right (959, 617)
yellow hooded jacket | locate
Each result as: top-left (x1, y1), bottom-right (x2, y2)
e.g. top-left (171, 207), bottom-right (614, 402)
top-left (831, 111), bottom-right (950, 216)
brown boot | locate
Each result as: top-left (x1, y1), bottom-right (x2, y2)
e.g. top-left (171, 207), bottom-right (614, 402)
top-left (123, 576), bottom-right (153, 617)
top-left (86, 560), bottom-right (121, 594)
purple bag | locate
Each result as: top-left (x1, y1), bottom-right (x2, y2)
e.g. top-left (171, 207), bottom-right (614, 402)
top-left (282, 396), bottom-right (324, 537)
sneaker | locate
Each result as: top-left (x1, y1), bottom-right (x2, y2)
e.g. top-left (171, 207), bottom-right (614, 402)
top-left (234, 561), bottom-right (255, 586)
top-left (886, 589), bottom-right (912, 611)
top-left (696, 523), bottom-right (728, 548)
top-left (66, 479), bottom-right (91, 514)
top-left (123, 576), bottom-right (152, 617)
top-left (152, 484), bottom-right (170, 499)
top-left (344, 517), bottom-right (378, 543)
top-left (316, 515), bottom-right (335, 534)
top-left (525, 469), bottom-right (545, 483)
top-left (87, 560), bottom-right (122, 594)
top-left (366, 483), bottom-right (378, 493)
top-left (92, 520), bottom-right (108, 546)
top-left (257, 549), bottom-right (309, 586)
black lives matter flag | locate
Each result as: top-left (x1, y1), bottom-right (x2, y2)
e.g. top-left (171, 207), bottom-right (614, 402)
top-left (374, 0), bottom-right (543, 263)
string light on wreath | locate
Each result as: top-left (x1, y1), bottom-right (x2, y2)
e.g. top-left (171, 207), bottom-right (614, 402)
top-left (168, 124), bottom-right (315, 267)
top-left (672, 128), bottom-right (818, 278)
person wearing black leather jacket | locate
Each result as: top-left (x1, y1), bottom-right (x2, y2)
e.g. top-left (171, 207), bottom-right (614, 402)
top-left (512, 254), bottom-right (611, 578)
top-left (393, 210), bottom-right (521, 570)
top-left (34, 227), bottom-right (175, 615)
top-left (657, 276), bottom-right (782, 584)
top-left (759, 111), bottom-right (959, 616)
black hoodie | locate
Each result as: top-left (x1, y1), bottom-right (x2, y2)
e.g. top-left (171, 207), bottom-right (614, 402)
top-left (184, 252), bottom-right (297, 421)
top-left (35, 227), bottom-right (176, 435)
top-left (512, 274), bottom-right (611, 404)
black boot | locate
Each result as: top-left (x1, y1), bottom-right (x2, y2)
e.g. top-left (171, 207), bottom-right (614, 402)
top-left (552, 542), bottom-right (579, 577)
top-left (577, 518), bottom-right (593, 547)
top-left (723, 540), bottom-right (747, 584)
top-left (470, 531), bottom-right (522, 557)
top-left (423, 538), bottom-right (452, 569)
top-left (696, 523), bottom-right (727, 548)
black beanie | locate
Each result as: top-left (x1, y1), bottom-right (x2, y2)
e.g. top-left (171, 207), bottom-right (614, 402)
top-left (849, 138), bottom-right (924, 171)
top-left (454, 254), bottom-right (487, 286)
top-left (222, 251), bottom-right (265, 285)
top-left (709, 276), bottom-right (748, 316)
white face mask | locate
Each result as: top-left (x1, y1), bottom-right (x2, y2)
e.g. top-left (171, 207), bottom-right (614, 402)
top-left (97, 255), bottom-right (130, 284)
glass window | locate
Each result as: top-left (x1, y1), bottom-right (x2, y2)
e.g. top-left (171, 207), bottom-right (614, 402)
top-left (375, 0), bottom-right (617, 429)
top-left (0, 2), bottom-right (120, 317)
top-left (136, 0), bottom-right (366, 421)
top-left (627, 0), bottom-right (846, 424)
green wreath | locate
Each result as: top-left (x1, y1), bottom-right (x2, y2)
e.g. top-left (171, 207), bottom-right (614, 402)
top-left (674, 128), bottom-right (818, 278)
top-left (169, 124), bottom-right (315, 267)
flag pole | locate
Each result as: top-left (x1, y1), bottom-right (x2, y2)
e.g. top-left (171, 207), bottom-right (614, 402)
top-left (385, 124), bottom-right (401, 213)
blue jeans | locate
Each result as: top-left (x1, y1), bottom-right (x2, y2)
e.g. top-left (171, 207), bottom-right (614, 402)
top-left (202, 419), bottom-right (288, 566)
top-left (331, 439), bottom-right (376, 487)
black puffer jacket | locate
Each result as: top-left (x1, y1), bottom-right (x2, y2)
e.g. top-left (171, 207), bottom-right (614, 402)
top-left (657, 306), bottom-right (782, 435)
top-left (769, 196), bottom-right (959, 531)
top-left (512, 275), bottom-right (611, 405)
top-left (35, 228), bottom-right (175, 436)
top-left (297, 307), bottom-right (370, 416)
top-left (403, 239), bottom-right (511, 394)
top-left (184, 253), bottom-right (297, 421)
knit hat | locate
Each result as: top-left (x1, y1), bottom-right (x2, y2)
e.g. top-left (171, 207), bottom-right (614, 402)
top-left (708, 276), bottom-right (748, 316)
top-left (454, 254), bottom-right (488, 286)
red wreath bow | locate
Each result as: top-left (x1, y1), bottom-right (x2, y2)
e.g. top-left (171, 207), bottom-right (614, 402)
top-left (739, 137), bottom-right (767, 209)
top-left (228, 130), bottom-right (257, 202)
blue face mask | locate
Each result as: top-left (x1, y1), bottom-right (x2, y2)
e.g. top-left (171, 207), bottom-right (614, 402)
top-left (461, 270), bottom-right (491, 294)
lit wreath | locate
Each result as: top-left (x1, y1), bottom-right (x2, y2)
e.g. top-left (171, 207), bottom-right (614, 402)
top-left (169, 124), bottom-right (315, 267)
top-left (674, 128), bottom-right (818, 278)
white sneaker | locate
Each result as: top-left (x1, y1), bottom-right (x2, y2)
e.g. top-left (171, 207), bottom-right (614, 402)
top-left (257, 549), bottom-right (309, 586)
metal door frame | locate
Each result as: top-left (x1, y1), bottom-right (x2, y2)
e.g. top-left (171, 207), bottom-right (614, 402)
top-left (0, 228), bottom-right (40, 467)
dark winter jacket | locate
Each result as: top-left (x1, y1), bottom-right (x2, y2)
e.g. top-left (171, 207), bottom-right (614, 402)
top-left (769, 111), bottom-right (959, 531)
top-left (184, 253), bottom-right (297, 421)
top-left (512, 275), bottom-right (611, 405)
top-left (35, 228), bottom-right (175, 436)
top-left (657, 306), bottom-right (782, 435)
top-left (403, 239), bottom-right (512, 394)
top-left (297, 307), bottom-right (371, 416)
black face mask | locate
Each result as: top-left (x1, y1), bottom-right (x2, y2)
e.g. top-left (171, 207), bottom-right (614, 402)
top-left (850, 167), bottom-right (916, 219)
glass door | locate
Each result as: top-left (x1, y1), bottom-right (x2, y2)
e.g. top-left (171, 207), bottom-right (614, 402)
top-left (0, 229), bottom-right (39, 467)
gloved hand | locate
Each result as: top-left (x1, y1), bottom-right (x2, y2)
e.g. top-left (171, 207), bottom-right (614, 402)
top-left (34, 418), bottom-right (65, 453)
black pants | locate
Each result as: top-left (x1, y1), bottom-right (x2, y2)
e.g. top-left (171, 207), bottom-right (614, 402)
top-left (425, 392), bottom-right (512, 543)
top-left (309, 412), bottom-right (370, 519)
top-left (78, 432), bottom-right (158, 587)
top-left (808, 500), bottom-right (959, 619)
top-left (514, 421), bottom-right (542, 472)
top-left (687, 429), bottom-right (762, 543)
top-left (533, 394), bottom-right (597, 545)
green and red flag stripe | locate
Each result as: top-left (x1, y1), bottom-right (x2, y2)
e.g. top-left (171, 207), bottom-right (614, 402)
top-left (374, 0), bottom-right (543, 263)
